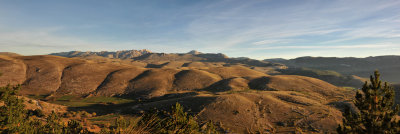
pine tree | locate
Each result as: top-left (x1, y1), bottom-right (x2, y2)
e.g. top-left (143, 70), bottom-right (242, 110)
top-left (337, 71), bottom-right (400, 134)
top-left (0, 84), bottom-right (30, 133)
top-left (43, 111), bottom-right (64, 134)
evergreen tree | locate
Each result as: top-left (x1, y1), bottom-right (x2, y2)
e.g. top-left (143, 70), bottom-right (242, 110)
top-left (337, 71), bottom-right (400, 134)
top-left (42, 111), bottom-right (65, 134)
top-left (0, 84), bottom-right (30, 133)
top-left (159, 102), bottom-right (200, 134)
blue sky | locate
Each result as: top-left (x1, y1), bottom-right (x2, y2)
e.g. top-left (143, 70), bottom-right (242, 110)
top-left (1, 0), bottom-right (399, 59)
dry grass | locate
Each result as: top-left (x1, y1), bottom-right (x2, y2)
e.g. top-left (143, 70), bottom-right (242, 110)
top-left (0, 55), bottom-right (358, 133)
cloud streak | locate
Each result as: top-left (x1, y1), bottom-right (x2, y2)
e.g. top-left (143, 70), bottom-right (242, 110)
top-left (251, 43), bottom-right (400, 50)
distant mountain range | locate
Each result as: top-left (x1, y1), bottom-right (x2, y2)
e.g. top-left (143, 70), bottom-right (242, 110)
top-left (265, 55), bottom-right (400, 84)
top-left (50, 50), bottom-right (285, 68)
top-left (50, 49), bottom-right (152, 59)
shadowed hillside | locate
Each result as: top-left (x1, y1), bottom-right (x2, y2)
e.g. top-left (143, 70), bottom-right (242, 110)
top-left (274, 67), bottom-right (365, 88)
top-left (265, 56), bottom-right (400, 84)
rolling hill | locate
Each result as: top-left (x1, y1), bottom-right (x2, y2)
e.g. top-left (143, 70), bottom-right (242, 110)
top-left (0, 54), bottom-right (354, 133)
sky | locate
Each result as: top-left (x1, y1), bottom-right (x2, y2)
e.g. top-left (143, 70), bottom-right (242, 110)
top-left (0, 0), bottom-right (400, 59)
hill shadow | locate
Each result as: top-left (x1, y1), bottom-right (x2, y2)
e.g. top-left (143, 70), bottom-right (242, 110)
top-left (67, 92), bottom-right (217, 116)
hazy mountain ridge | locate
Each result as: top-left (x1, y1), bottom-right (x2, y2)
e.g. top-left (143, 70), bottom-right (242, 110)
top-left (51, 50), bottom-right (287, 69)
top-left (50, 49), bottom-right (152, 59)
top-left (265, 55), bottom-right (400, 84)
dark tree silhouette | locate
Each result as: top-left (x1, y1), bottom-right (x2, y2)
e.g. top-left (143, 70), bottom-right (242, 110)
top-left (337, 71), bottom-right (400, 134)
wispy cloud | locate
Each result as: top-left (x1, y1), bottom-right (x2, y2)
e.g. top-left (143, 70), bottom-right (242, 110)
top-left (0, 0), bottom-right (399, 58)
top-left (251, 43), bottom-right (400, 50)
top-left (184, 0), bottom-right (400, 52)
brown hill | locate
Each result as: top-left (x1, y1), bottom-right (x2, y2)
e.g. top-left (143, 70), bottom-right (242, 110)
top-left (173, 69), bottom-right (222, 91)
top-left (94, 67), bottom-right (147, 96)
top-left (132, 87), bottom-right (348, 133)
top-left (249, 75), bottom-right (340, 97)
top-left (0, 55), bottom-right (277, 97)
top-left (202, 66), bottom-right (268, 79)
top-left (205, 77), bottom-right (250, 92)
top-left (197, 92), bottom-right (344, 133)
top-left (0, 55), bottom-right (26, 86)
top-left (0, 55), bottom-right (353, 133)
top-left (126, 68), bottom-right (180, 98)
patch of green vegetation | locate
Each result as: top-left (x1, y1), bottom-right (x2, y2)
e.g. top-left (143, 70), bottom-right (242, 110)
top-left (56, 95), bottom-right (76, 101)
top-left (341, 87), bottom-right (356, 90)
top-left (50, 95), bottom-right (135, 107)
top-left (82, 96), bottom-right (133, 104)
top-left (27, 94), bottom-right (50, 100)
top-left (51, 101), bottom-right (92, 107)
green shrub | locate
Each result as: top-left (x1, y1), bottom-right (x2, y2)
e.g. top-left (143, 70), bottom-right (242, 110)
top-left (64, 120), bottom-right (90, 134)
top-left (0, 84), bottom-right (30, 133)
top-left (159, 102), bottom-right (200, 134)
top-left (27, 109), bottom-right (45, 117)
top-left (140, 102), bottom-right (219, 134)
top-left (42, 111), bottom-right (65, 134)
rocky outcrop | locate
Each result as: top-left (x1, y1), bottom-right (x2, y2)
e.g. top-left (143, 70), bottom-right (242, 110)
top-left (50, 49), bottom-right (152, 59)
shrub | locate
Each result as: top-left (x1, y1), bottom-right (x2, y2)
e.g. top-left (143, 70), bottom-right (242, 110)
top-left (158, 102), bottom-right (200, 134)
top-left (27, 109), bottom-right (45, 117)
top-left (64, 120), bottom-right (90, 134)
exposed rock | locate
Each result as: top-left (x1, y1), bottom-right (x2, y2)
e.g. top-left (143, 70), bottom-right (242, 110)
top-left (50, 49), bottom-right (152, 59)
top-left (187, 50), bottom-right (202, 55)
